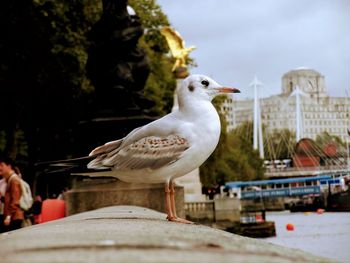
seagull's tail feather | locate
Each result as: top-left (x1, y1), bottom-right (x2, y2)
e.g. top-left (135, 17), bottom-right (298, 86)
top-left (35, 155), bottom-right (99, 174)
top-left (87, 155), bottom-right (111, 170)
top-left (37, 139), bottom-right (124, 171)
top-left (87, 139), bottom-right (124, 169)
top-left (35, 155), bottom-right (96, 167)
top-left (71, 170), bottom-right (118, 178)
top-left (89, 139), bottom-right (123, 156)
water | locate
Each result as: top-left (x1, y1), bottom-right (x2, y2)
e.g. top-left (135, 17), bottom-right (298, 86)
top-left (263, 211), bottom-right (350, 262)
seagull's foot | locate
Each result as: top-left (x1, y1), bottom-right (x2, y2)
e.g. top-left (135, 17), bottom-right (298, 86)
top-left (167, 216), bottom-right (194, 224)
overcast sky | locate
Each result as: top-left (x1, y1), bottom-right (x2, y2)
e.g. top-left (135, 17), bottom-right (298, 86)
top-left (156, 0), bottom-right (350, 99)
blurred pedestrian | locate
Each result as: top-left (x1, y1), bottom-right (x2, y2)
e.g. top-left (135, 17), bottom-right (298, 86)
top-left (0, 174), bottom-right (6, 232)
top-left (14, 166), bottom-right (22, 178)
top-left (0, 157), bottom-right (24, 231)
top-left (32, 195), bottom-right (42, 224)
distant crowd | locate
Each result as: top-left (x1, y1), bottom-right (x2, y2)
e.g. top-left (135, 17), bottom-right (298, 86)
top-left (0, 156), bottom-right (39, 232)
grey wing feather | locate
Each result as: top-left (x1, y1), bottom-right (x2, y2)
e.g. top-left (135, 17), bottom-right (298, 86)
top-left (89, 134), bottom-right (190, 171)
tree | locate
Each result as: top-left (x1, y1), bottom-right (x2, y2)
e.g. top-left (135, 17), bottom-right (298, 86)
top-left (264, 128), bottom-right (296, 160)
top-left (129, 0), bottom-right (176, 115)
top-left (0, 0), bottom-right (176, 158)
top-left (0, 0), bottom-right (102, 163)
top-left (316, 131), bottom-right (346, 148)
top-left (0, 0), bottom-right (179, 191)
top-left (229, 122), bottom-right (265, 181)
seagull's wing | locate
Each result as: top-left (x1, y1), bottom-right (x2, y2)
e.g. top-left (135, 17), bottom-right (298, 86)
top-left (160, 27), bottom-right (185, 57)
top-left (89, 127), bottom-right (143, 157)
top-left (88, 134), bottom-right (190, 170)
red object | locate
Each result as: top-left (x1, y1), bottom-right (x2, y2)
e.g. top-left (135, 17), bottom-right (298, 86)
top-left (293, 156), bottom-right (320, 167)
top-left (286, 223), bottom-right (294, 231)
top-left (316, 208), bottom-right (325, 214)
top-left (293, 138), bottom-right (322, 167)
top-left (323, 143), bottom-right (337, 157)
top-left (41, 199), bottom-right (66, 223)
top-left (34, 214), bottom-right (42, 224)
top-left (255, 215), bottom-right (264, 222)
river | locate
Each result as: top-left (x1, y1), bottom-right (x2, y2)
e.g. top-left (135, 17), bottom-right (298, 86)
top-left (262, 211), bottom-right (350, 262)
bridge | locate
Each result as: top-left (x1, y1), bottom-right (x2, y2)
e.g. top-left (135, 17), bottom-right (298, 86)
top-left (264, 164), bottom-right (350, 178)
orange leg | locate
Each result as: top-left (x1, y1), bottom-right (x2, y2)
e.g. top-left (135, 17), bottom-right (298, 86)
top-left (169, 180), bottom-right (178, 218)
top-left (166, 180), bottom-right (193, 224)
top-left (165, 181), bottom-right (175, 221)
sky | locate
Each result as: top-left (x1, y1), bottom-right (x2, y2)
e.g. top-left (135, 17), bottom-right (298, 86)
top-left (156, 0), bottom-right (350, 99)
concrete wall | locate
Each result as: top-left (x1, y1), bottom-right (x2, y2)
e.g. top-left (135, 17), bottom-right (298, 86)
top-left (185, 198), bottom-right (241, 223)
top-left (263, 198), bottom-right (285, 211)
top-left (214, 198), bottom-right (240, 222)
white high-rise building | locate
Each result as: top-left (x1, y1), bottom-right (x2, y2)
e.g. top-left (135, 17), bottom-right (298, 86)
top-left (225, 68), bottom-right (350, 142)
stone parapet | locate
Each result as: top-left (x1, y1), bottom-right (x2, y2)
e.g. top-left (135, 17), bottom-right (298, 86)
top-left (0, 206), bottom-right (333, 263)
top-left (64, 177), bottom-right (184, 217)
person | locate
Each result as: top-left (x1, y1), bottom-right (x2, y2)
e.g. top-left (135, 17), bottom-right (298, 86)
top-left (32, 195), bottom-right (42, 224)
top-left (0, 157), bottom-right (24, 231)
top-left (14, 166), bottom-right (22, 178)
top-left (0, 174), bottom-right (7, 232)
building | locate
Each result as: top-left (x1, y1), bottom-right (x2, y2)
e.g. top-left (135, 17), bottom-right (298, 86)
top-left (226, 68), bottom-right (350, 142)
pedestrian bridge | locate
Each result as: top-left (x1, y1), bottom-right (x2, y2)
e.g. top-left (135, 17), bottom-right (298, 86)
top-left (265, 164), bottom-right (349, 178)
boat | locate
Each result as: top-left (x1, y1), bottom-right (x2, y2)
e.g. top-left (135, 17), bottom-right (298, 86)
top-left (328, 187), bottom-right (350, 211)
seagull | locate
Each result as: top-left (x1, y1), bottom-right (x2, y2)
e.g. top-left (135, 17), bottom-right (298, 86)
top-left (86, 74), bottom-right (240, 223)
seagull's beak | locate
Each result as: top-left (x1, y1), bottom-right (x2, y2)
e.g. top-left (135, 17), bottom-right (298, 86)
top-left (217, 87), bottom-right (240, 93)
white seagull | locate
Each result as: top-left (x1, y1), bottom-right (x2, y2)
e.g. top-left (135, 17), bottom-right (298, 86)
top-left (87, 74), bottom-right (240, 223)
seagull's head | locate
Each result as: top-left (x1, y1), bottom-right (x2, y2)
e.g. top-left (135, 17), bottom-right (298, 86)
top-left (179, 74), bottom-right (240, 103)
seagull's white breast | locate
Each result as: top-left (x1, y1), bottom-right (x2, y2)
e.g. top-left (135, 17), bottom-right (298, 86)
top-left (174, 101), bottom-right (221, 173)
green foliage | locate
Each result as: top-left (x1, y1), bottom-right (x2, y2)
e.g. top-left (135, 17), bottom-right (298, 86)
top-left (0, 0), bottom-right (104, 162)
top-left (264, 128), bottom-right (296, 160)
top-left (32, 0), bottom-right (102, 93)
top-left (129, 0), bottom-right (176, 115)
top-left (0, 130), bottom-right (28, 169)
top-left (0, 131), bottom-right (5, 153)
top-left (200, 98), bottom-right (265, 187)
top-left (316, 131), bottom-right (346, 148)
top-left (0, 0), bottom-right (181, 169)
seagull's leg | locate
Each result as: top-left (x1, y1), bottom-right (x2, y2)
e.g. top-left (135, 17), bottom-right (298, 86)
top-left (169, 180), bottom-right (178, 218)
top-left (169, 180), bottom-right (193, 224)
top-left (165, 181), bottom-right (175, 221)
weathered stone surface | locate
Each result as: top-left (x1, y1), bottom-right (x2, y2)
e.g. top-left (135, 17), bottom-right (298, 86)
top-left (0, 206), bottom-right (333, 263)
top-left (64, 178), bottom-right (184, 217)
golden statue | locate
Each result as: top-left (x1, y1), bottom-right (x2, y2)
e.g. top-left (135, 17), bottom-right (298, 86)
top-left (160, 27), bottom-right (196, 75)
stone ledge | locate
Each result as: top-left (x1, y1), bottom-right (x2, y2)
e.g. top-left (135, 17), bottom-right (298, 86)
top-left (64, 178), bottom-right (185, 217)
top-left (0, 206), bottom-right (333, 263)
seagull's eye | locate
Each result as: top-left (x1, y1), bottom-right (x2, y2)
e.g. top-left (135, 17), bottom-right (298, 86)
top-left (201, 80), bottom-right (209, 87)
